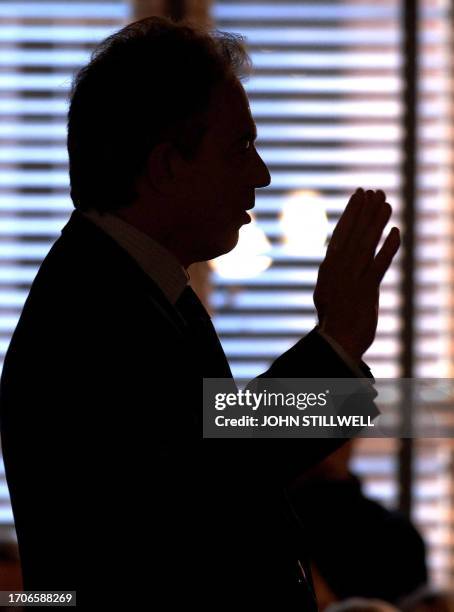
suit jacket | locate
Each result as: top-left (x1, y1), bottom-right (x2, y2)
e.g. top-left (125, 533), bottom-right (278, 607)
top-left (0, 210), bottom-right (377, 608)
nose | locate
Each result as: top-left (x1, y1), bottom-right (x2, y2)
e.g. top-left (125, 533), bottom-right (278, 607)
top-left (253, 147), bottom-right (271, 189)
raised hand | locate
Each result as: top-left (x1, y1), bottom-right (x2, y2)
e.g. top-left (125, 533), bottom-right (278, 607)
top-left (314, 188), bottom-right (401, 362)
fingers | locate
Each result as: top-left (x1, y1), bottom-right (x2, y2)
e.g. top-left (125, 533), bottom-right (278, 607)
top-left (328, 188), bottom-right (387, 256)
top-left (352, 189), bottom-right (387, 245)
top-left (374, 226), bottom-right (401, 282)
top-left (354, 198), bottom-right (393, 271)
top-left (375, 189), bottom-right (386, 203)
top-left (325, 187), bottom-right (399, 284)
top-left (327, 188), bottom-right (364, 254)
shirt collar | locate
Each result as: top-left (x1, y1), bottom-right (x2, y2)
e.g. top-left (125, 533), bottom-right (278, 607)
top-left (81, 209), bottom-right (189, 304)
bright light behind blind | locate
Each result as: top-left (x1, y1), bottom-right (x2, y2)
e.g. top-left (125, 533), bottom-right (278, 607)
top-left (211, 1), bottom-right (403, 381)
top-left (413, 0), bottom-right (453, 587)
top-left (211, 0), bottom-right (453, 588)
top-left (0, 0), bottom-right (131, 532)
top-left (414, 0), bottom-right (452, 379)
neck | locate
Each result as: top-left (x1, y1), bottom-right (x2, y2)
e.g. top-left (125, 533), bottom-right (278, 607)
top-left (112, 206), bottom-right (193, 269)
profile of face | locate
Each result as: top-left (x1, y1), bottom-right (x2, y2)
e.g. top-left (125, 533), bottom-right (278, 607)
top-left (127, 77), bottom-right (271, 267)
top-left (173, 77), bottom-right (271, 262)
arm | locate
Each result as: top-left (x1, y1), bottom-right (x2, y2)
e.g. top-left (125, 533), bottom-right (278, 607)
top-left (245, 189), bottom-right (400, 482)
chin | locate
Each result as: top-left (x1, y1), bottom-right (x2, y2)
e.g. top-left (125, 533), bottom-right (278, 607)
top-left (201, 231), bottom-right (240, 262)
top-left (217, 231), bottom-right (240, 256)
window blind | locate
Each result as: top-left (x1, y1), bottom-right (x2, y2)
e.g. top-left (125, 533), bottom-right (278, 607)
top-left (412, 0), bottom-right (453, 586)
top-left (210, 0), bottom-right (453, 587)
top-left (0, 0), bottom-right (131, 537)
top-left (0, 0), bottom-right (452, 589)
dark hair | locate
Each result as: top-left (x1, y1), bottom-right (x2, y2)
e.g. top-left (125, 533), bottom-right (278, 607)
top-left (67, 16), bottom-right (251, 213)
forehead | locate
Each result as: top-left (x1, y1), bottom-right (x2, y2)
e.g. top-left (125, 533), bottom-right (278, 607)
top-left (205, 78), bottom-right (256, 142)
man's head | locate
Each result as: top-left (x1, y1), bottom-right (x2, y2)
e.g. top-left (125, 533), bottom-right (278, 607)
top-left (68, 17), bottom-right (270, 265)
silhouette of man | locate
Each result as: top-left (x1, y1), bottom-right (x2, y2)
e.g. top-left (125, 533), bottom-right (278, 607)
top-left (0, 17), bottom-right (400, 609)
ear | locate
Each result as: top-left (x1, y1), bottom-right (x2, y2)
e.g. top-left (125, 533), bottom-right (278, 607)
top-left (141, 141), bottom-right (182, 194)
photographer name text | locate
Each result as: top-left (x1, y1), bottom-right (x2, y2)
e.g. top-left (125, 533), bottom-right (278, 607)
top-left (214, 414), bottom-right (375, 428)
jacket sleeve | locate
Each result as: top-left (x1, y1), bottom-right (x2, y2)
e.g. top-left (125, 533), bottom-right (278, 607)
top-left (244, 329), bottom-right (379, 484)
